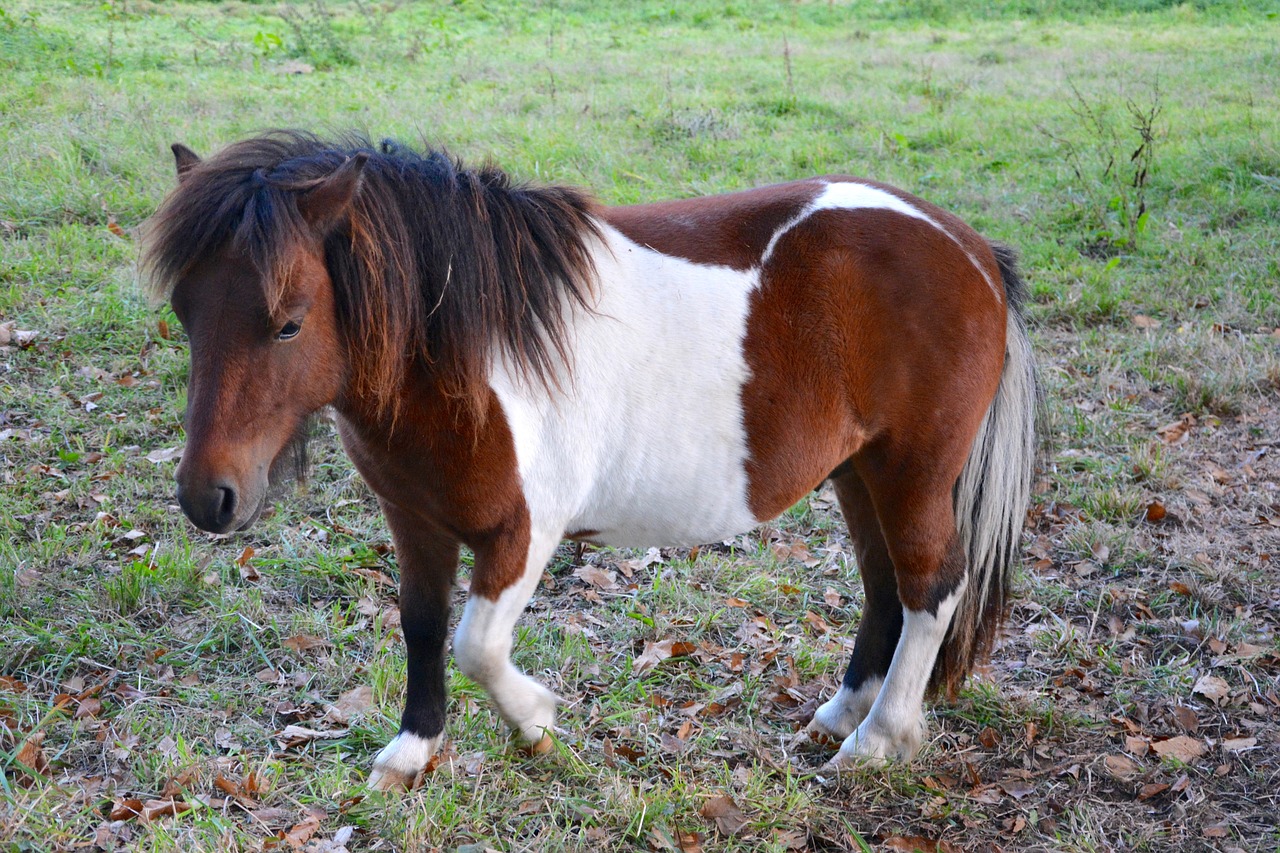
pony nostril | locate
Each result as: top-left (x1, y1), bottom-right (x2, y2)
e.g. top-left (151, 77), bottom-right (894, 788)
top-left (216, 486), bottom-right (237, 525)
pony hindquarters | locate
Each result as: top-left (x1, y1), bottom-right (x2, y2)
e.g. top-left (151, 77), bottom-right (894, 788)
top-left (808, 251), bottom-right (1036, 766)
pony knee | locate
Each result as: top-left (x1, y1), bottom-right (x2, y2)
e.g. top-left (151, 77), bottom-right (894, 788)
top-left (453, 625), bottom-right (507, 686)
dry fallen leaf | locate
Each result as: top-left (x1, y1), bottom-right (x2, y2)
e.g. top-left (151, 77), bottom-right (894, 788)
top-left (1222, 737), bottom-right (1257, 752)
top-left (278, 725), bottom-right (350, 748)
top-left (140, 798), bottom-right (190, 821)
top-left (1104, 753), bottom-right (1141, 780)
top-left (573, 565), bottom-right (618, 590)
top-left (145, 445), bottom-right (183, 464)
top-left (284, 808), bottom-right (325, 849)
top-left (633, 639), bottom-right (697, 674)
top-left (283, 634), bottom-right (330, 653)
top-left (1156, 414), bottom-right (1195, 446)
top-left (1138, 782), bottom-right (1169, 801)
top-left (109, 798), bottom-right (145, 821)
top-left (325, 685), bottom-right (375, 725)
top-left (15, 732), bottom-right (49, 780)
top-left (1151, 735), bottom-right (1206, 762)
top-left (884, 836), bottom-right (962, 853)
top-left (1192, 674), bottom-right (1230, 705)
top-left (1171, 705), bottom-right (1199, 732)
top-left (700, 794), bottom-right (749, 836)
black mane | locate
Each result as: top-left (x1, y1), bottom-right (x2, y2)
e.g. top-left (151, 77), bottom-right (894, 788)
top-left (142, 130), bottom-right (601, 419)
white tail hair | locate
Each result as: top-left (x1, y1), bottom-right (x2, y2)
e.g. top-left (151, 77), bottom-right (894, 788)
top-left (935, 244), bottom-right (1037, 695)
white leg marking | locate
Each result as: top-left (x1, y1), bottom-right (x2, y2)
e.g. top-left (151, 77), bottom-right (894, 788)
top-left (807, 677), bottom-right (883, 740)
top-left (368, 731), bottom-right (442, 791)
top-left (829, 583), bottom-right (966, 766)
top-left (454, 531), bottom-right (562, 747)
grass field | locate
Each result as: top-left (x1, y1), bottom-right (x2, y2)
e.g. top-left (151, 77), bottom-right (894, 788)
top-left (2, 1), bottom-right (1280, 850)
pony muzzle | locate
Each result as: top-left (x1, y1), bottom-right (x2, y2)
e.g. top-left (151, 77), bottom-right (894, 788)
top-left (176, 473), bottom-right (265, 534)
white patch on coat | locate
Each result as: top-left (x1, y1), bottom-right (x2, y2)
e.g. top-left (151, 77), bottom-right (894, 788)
top-left (489, 225), bottom-right (762, 548)
top-left (830, 583), bottom-right (967, 765)
top-left (760, 180), bottom-right (999, 299)
top-left (453, 529), bottom-right (562, 744)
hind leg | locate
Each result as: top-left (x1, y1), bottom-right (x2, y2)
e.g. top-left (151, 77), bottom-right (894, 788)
top-left (808, 469), bottom-right (902, 740)
top-left (830, 461), bottom-right (968, 765)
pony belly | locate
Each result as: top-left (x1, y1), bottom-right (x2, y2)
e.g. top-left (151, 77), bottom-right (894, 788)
top-left (568, 498), bottom-right (756, 550)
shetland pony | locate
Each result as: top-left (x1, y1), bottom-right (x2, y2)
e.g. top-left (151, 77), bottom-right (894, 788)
top-left (142, 133), bottom-right (1035, 790)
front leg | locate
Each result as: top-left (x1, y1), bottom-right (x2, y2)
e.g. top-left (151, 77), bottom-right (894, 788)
top-left (453, 526), bottom-right (563, 750)
top-left (368, 505), bottom-right (459, 791)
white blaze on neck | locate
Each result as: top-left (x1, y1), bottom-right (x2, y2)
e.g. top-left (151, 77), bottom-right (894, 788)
top-left (760, 181), bottom-right (1000, 301)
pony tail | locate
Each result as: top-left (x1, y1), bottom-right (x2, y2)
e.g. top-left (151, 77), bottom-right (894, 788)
top-left (933, 244), bottom-right (1037, 696)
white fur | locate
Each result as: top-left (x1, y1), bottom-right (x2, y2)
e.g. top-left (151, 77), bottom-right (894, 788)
top-left (368, 731), bottom-right (442, 790)
top-left (761, 181), bottom-right (1000, 300)
top-left (453, 530), bottom-right (562, 744)
top-left (831, 584), bottom-right (966, 765)
top-left (489, 226), bottom-right (761, 548)
top-left (807, 677), bottom-right (883, 740)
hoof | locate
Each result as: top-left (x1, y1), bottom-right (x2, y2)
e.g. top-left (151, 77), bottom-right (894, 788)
top-left (827, 718), bottom-right (923, 769)
top-left (367, 764), bottom-right (420, 792)
top-left (523, 732), bottom-right (555, 756)
top-left (368, 731), bottom-right (441, 791)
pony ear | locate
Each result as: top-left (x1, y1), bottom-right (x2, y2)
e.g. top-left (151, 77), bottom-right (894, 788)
top-left (296, 152), bottom-right (369, 233)
top-left (171, 143), bottom-right (201, 181)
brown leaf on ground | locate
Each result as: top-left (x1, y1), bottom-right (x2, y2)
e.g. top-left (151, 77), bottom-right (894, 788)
top-left (1152, 736), bottom-right (1206, 762)
top-left (1138, 782), bottom-right (1170, 801)
top-left (284, 808), bottom-right (325, 849)
top-left (140, 798), bottom-right (190, 821)
top-left (283, 634), bottom-right (330, 653)
top-left (1104, 754), bottom-right (1141, 780)
top-left (773, 828), bottom-right (807, 850)
top-left (1222, 737), bottom-right (1257, 752)
top-left (633, 639), bottom-right (696, 674)
top-left (700, 794), bottom-right (749, 836)
top-left (15, 732), bottom-right (48, 780)
top-left (1192, 674), bottom-right (1230, 705)
top-left (884, 836), bottom-right (962, 853)
top-left (1157, 414), bottom-right (1195, 446)
top-left (109, 798), bottom-right (145, 821)
top-left (278, 725), bottom-right (350, 748)
top-left (573, 565), bottom-right (618, 590)
top-left (1171, 705), bottom-right (1199, 732)
top-left (144, 445), bottom-right (183, 464)
top-left (325, 685), bottom-right (375, 724)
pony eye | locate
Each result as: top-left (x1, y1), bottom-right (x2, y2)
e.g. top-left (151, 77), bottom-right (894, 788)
top-left (276, 321), bottom-right (302, 341)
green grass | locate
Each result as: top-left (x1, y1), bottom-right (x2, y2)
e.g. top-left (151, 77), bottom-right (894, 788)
top-left (2, 0), bottom-right (1280, 850)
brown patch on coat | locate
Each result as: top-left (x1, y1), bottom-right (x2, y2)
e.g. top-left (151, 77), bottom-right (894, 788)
top-left (337, 382), bottom-right (531, 601)
top-left (604, 180), bottom-right (822, 270)
top-left (741, 204), bottom-right (1005, 522)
